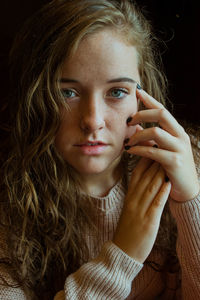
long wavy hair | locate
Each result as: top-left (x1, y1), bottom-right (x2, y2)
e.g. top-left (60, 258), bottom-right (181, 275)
top-left (0, 0), bottom-right (176, 298)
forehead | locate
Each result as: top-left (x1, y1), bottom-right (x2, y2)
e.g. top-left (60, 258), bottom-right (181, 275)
top-left (61, 29), bottom-right (139, 82)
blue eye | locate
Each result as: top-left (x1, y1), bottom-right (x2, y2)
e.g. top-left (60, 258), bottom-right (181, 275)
top-left (110, 88), bottom-right (128, 99)
top-left (61, 89), bottom-right (76, 99)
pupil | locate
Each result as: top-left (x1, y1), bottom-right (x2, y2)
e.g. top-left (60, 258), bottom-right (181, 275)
top-left (113, 90), bottom-right (120, 97)
top-left (66, 90), bottom-right (72, 97)
top-left (62, 90), bottom-right (73, 97)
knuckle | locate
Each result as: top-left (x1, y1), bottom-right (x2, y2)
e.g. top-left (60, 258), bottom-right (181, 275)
top-left (158, 101), bottom-right (165, 109)
top-left (183, 132), bottom-right (191, 142)
top-left (145, 146), bottom-right (157, 156)
top-left (153, 198), bottom-right (162, 208)
top-left (153, 194), bottom-right (166, 208)
top-left (179, 126), bottom-right (188, 139)
top-left (180, 125), bottom-right (186, 132)
top-left (159, 108), bottom-right (168, 119)
top-left (170, 152), bottom-right (183, 168)
top-left (147, 183), bottom-right (159, 194)
top-left (151, 126), bottom-right (161, 136)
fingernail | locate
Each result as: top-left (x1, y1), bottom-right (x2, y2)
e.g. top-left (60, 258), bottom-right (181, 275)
top-left (165, 176), bottom-right (169, 182)
top-left (126, 117), bottom-right (132, 124)
top-left (137, 83), bottom-right (142, 90)
top-left (124, 138), bottom-right (130, 144)
top-left (153, 144), bottom-right (158, 148)
top-left (124, 145), bottom-right (131, 150)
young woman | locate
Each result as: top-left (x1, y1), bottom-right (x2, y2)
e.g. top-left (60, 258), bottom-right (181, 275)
top-left (0, 0), bottom-right (199, 299)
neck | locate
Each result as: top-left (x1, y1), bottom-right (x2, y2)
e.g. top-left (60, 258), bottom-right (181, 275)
top-left (80, 160), bottom-right (123, 198)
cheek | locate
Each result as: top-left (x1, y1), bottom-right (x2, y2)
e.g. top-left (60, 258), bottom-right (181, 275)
top-left (54, 117), bottom-right (72, 149)
top-left (111, 102), bottom-right (137, 141)
top-left (54, 126), bottom-right (65, 151)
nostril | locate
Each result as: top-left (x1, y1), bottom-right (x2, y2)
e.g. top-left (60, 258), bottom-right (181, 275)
top-left (80, 115), bottom-right (105, 132)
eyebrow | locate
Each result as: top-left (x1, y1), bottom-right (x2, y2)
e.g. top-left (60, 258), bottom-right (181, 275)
top-left (60, 78), bottom-right (78, 83)
top-left (107, 77), bottom-right (137, 84)
top-left (59, 77), bottom-right (137, 84)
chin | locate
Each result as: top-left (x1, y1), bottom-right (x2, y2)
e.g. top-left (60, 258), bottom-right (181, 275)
top-left (72, 160), bottom-right (112, 176)
top-left (67, 152), bottom-right (122, 176)
top-left (75, 165), bottom-right (108, 176)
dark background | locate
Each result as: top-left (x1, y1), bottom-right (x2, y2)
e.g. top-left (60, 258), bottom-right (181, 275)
top-left (0, 0), bottom-right (200, 125)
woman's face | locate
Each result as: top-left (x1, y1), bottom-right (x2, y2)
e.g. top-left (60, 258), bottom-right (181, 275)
top-left (55, 29), bottom-right (140, 176)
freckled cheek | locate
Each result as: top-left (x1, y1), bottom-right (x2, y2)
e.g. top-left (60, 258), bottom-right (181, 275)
top-left (54, 118), bottom-right (74, 147)
top-left (111, 105), bottom-right (137, 141)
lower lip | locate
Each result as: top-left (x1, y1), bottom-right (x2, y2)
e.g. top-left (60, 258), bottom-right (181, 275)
top-left (76, 145), bottom-right (107, 155)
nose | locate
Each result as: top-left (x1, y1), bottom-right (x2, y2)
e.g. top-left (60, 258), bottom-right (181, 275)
top-left (80, 95), bottom-right (105, 133)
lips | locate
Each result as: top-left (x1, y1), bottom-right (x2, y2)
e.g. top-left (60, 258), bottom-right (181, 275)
top-left (75, 141), bottom-right (107, 146)
top-left (74, 141), bottom-right (108, 155)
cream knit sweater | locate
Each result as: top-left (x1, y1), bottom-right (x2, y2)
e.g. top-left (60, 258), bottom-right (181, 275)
top-left (0, 133), bottom-right (200, 300)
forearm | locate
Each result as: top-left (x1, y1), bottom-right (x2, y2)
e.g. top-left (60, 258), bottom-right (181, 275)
top-left (63, 241), bottom-right (143, 299)
top-left (0, 267), bottom-right (27, 300)
top-left (169, 191), bottom-right (200, 298)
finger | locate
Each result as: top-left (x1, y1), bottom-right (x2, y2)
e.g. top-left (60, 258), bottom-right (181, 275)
top-left (129, 161), bottom-right (160, 201)
top-left (136, 88), bottom-right (164, 109)
top-left (130, 124), bottom-right (157, 147)
top-left (136, 140), bottom-right (158, 147)
top-left (140, 165), bottom-right (165, 215)
top-left (128, 157), bottom-right (154, 191)
top-left (130, 89), bottom-right (186, 137)
top-left (126, 146), bottom-right (174, 169)
top-left (127, 127), bottom-right (178, 151)
top-left (148, 181), bottom-right (171, 220)
top-left (135, 124), bottom-right (144, 132)
top-left (130, 109), bottom-right (182, 137)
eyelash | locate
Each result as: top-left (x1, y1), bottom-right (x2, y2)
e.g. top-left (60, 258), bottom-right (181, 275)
top-left (108, 88), bottom-right (128, 99)
top-left (61, 89), bottom-right (77, 99)
top-left (61, 88), bottom-right (129, 100)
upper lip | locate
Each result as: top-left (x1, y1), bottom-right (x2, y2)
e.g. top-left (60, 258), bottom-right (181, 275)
top-left (75, 140), bottom-right (107, 146)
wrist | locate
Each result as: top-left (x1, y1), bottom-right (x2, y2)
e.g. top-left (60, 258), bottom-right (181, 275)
top-left (171, 186), bottom-right (200, 203)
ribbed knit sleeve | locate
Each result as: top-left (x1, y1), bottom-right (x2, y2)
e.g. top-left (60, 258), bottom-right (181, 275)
top-left (0, 280), bottom-right (27, 300)
top-left (0, 273), bottom-right (27, 300)
top-left (169, 133), bottom-right (200, 299)
top-left (64, 241), bottom-right (143, 299)
top-left (169, 192), bottom-right (200, 299)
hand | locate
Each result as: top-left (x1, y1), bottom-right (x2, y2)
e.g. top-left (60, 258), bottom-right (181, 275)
top-left (54, 290), bottom-right (65, 300)
top-left (113, 157), bottom-right (171, 263)
top-left (125, 88), bottom-right (200, 202)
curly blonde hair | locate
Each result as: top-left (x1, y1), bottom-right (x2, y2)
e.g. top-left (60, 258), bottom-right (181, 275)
top-left (0, 0), bottom-right (174, 298)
